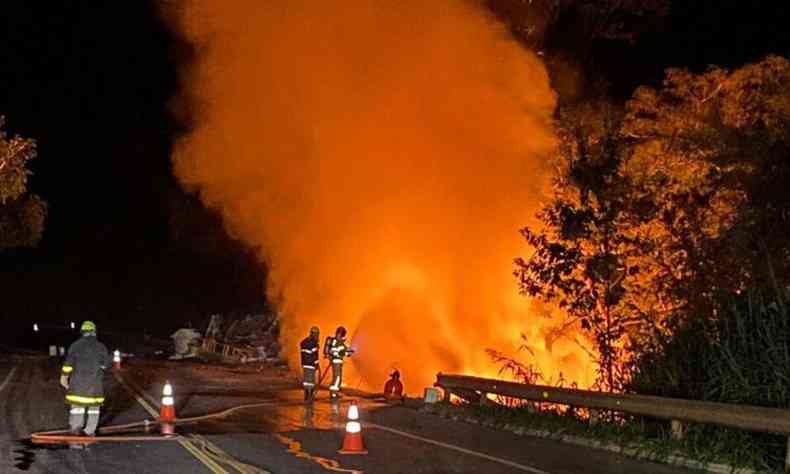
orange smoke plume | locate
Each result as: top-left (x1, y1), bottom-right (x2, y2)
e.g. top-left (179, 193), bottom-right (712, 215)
top-left (168, 0), bottom-right (595, 392)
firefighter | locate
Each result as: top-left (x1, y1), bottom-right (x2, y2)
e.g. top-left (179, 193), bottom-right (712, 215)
top-left (300, 326), bottom-right (320, 401)
top-left (383, 370), bottom-right (404, 403)
top-left (59, 320), bottom-right (111, 448)
top-left (326, 326), bottom-right (353, 399)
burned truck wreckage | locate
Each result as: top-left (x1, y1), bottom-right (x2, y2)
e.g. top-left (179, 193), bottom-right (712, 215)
top-left (170, 313), bottom-right (283, 366)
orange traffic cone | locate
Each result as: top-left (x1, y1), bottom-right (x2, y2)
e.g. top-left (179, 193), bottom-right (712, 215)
top-left (160, 381), bottom-right (176, 435)
top-left (338, 400), bottom-right (367, 454)
top-left (113, 350), bottom-right (122, 370)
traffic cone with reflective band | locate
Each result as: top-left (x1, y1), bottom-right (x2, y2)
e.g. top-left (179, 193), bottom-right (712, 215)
top-left (338, 400), bottom-right (367, 454)
top-left (160, 381), bottom-right (176, 435)
top-left (113, 350), bottom-right (122, 370)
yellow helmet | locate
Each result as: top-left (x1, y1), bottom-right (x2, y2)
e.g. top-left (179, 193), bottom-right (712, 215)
top-left (80, 320), bottom-right (97, 333)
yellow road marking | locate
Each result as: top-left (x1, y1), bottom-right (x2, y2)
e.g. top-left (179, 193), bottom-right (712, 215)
top-left (113, 372), bottom-right (158, 416)
top-left (272, 433), bottom-right (362, 474)
top-left (190, 434), bottom-right (273, 474)
top-left (178, 437), bottom-right (230, 474)
top-left (114, 371), bottom-right (229, 474)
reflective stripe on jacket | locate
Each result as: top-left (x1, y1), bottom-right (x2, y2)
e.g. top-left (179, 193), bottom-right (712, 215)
top-left (328, 338), bottom-right (349, 363)
top-left (300, 336), bottom-right (319, 367)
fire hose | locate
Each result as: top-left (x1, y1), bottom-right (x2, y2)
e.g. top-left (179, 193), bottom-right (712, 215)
top-left (318, 362), bottom-right (330, 387)
top-left (30, 397), bottom-right (363, 474)
top-left (30, 400), bottom-right (321, 474)
top-left (30, 418), bottom-right (177, 444)
top-left (317, 347), bottom-right (356, 388)
top-left (29, 398), bottom-right (319, 445)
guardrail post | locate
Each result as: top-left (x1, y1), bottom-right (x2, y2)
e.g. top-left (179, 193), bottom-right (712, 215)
top-left (589, 409), bottom-right (600, 426)
top-left (671, 420), bottom-right (687, 440)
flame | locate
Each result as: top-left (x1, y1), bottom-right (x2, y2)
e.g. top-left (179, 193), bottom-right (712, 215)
top-left (167, 0), bottom-right (595, 393)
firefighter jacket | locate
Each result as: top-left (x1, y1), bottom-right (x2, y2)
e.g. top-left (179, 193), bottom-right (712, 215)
top-left (327, 338), bottom-right (351, 364)
top-left (300, 336), bottom-right (319, 368)
top-left (61, 334), bottom-right (111, 406)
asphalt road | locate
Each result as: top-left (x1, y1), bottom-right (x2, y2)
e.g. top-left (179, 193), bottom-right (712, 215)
top-left (0, 355), bottom-right (705, 474)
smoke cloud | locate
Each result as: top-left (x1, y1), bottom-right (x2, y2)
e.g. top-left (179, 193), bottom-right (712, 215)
top-left (169, 0), bottom-right (593, 391)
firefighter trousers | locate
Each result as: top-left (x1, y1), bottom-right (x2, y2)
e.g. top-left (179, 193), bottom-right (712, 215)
top-left (302, 366), bottom-right (316, 400)
top-left (329, 362), bottom-right (343, 398)
top-left (69, 405), bottom-right (100, 436)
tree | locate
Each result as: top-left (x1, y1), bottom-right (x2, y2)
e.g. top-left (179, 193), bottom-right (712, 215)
top-left (518, 55), bottom-right (790, 392)
top-left (623, 55), bottom-right (790, 321)
top-left (0, 117), bottom-right (45, 249)
top-left (515, 101), bottom-right (644, 391)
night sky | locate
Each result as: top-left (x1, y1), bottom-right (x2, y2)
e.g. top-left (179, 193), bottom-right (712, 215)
top-left (1, 1), bottom-right (788, 340)
top-left (0, 1), bottom-right (267, 340)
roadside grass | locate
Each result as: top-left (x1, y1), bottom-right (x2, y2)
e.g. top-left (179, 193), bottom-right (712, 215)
top-left (422, 400), bottom-right (785, 473)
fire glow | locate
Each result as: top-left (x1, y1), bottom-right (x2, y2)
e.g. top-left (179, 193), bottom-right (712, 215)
top-left (168, 0), bottom-right (595, 392)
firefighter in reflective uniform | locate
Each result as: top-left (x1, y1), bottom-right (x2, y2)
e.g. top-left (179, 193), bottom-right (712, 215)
top-left (300, 326), bottom-right (320, 401)
top-left (326, 326), bottom-right (353, 399)
top-left (60, 320), bottom-right (111, 445)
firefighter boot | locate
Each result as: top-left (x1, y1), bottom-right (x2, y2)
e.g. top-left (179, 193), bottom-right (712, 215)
top-left (68, 406), bottom-right (86, 449)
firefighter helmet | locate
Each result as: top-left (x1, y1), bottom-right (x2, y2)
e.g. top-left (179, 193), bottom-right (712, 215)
top-left (80, 320), bottom-right (97, 333)
top-left (310, 326), bottom-right (319, 336)
top-left (335, 326), bottom-right (347, 339)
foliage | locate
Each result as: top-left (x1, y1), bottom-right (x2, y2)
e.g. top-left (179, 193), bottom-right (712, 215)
top-left (631, 286), bottom-right (790, 405)
top-left (624, 316), bottom-right (711, 400)
top-left (623, 55), bottom-right (790, 322)
top-left (615, 56), bottom-right (790, 470)
top-left (515, 101), bottom-right (642, 391)
top-left (0, 117), bottom-right (46, 249)
top-left (486, 334), bottom-right (544, 385)
top-left (517, 55), bottom-right (790, 392)
top-left (628, 285), bottom-right (790, 470)
top-left (705, 289), bottom-right (790, 406)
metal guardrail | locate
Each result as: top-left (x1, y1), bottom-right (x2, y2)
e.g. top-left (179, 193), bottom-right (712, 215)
top-left (436, 373), bottom-right (790, 470)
